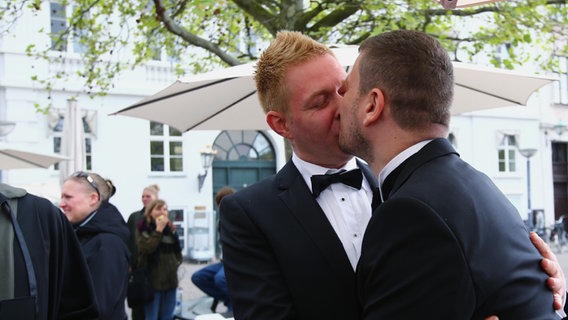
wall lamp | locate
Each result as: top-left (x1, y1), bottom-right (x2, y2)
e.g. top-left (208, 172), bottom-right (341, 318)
top-left (553, 121), bottom-right (566, 136)
top-left (197, 145), bottom-right (217, 193)
top-left (439, 0), bottom-right (503, 9)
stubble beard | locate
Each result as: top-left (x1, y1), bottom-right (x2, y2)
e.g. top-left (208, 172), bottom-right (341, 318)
top-left (339, 106), bottom-right (372, 164)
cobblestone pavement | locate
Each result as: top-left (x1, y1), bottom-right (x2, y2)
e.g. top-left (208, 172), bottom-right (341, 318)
top-left (557, 250), bottom-right (568, 285)
top-left (125, 249), bottom-right (568, 319)
top-left (126, 259), bottom-right (228, 320)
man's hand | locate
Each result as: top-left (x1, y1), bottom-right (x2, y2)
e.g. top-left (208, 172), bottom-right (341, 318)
top-left (530, 231), bottom-right (566, 311)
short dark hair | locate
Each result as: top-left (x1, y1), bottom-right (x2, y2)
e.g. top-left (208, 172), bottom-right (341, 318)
top-left (358, 30), bottom-right (453, 130)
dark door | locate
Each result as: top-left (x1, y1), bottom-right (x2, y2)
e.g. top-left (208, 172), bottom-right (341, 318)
top-left (210, 130), bottom-right (277, 256)
top-left (552, 142), bottom-right (568, 220)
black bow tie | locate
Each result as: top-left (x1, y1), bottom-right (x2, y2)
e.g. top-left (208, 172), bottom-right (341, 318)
top-left (311, 169), bottom-right (363, 198)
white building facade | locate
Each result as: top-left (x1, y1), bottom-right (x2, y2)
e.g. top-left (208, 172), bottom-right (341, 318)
top-left (1, 2), bottom-right (567, 257)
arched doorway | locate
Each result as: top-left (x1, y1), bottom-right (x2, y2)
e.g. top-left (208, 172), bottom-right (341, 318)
top-left (211, 129), bottom-right (276, 202)
top-left (211, 130), bottom-right (276, 256)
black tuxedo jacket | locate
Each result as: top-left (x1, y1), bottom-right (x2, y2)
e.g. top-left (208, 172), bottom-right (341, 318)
top-left (220, 159), bottom-right (377, 320)
top-left (357, 138), bottom-right (557, 319)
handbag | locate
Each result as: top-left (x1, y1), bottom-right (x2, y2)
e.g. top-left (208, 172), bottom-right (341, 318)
top-left (126, 267), bottom-right (154, 307)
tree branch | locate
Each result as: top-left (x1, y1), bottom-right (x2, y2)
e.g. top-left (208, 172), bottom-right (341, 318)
top-left (153, 0), bottom-right (242, 66)
top-left (233, 0), bottom-right (280, 36)
top-left (306, 2), bottom-right (361, 32)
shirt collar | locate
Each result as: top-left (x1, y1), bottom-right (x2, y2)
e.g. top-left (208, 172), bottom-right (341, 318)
top-left (378, 139), bottom-right (432, 189)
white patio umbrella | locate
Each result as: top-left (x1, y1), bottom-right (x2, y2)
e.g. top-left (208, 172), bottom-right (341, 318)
top-left (111, 46), bottom-right (554, 132)
top-left (0, 146), bottom-right (68, 169)
top-left (59, 99), bottom-right (86, 184)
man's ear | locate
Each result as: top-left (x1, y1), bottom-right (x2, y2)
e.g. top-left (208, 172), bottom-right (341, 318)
top-left (363, 89), bottom-right (385, 126)
top-left (266, 111), bottom-right (292, 139)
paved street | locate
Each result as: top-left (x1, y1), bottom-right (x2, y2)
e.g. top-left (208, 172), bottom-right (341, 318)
top-left (557, 249), bottom-right (568, 285)
top-left (127, 248), bottom-right (568, 319)
top-left (126, 259), bottom-right (228, 320)
top-left (180, 247), bottom-right (568, 296)
top-left (178, 259), bottom-right (224, 302)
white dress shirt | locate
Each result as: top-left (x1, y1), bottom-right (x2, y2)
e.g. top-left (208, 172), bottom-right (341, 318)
top-left (293, 154), bottom-right (373, 270)
top-left (378, 140), bottom-right (432, 201)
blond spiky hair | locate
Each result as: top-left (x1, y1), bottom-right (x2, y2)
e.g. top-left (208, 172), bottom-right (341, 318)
top-left (254, 31), bottom-right (333, 114)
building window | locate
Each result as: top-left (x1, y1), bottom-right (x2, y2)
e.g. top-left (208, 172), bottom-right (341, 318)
top-left (50, 2), bottom-right (67, 51)
top-left (53, 135), bottom-right (62, 170)
top-left (498, 134), bottom-right (517, 172)
top-left (85, 136), bottom-right (92, 170)
top-left (72, 5), bottom-right (88, 54)
top-left (170, 208), bottom-right (185, 251)
top-left (213, 130), bottom-right (275, 161)
top-left (554, 56), bottom-right (568, 105)
top-left (150, 121), bottom-right (183, 172)
top-left (52, 114), bottom-right (92, 170)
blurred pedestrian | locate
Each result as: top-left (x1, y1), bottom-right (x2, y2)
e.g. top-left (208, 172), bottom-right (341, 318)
top-left (136, 199), bottom-right (182, 320)
top-left (127, 184), bottom-right (160, 320)
top-left (0, 182), bottom-right (99, 319)
top-left (60, 171), bottom-right (130, 320)
top-left (192, 186), bottom-right (235, 313)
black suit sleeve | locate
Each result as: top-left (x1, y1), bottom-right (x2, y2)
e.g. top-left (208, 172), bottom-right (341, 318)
top-left (219, 194), bottom-right (298, 320)
top-left (17, 195), bottom-right (99, 319)
top-left (357, 197), bottom-right (476, 319)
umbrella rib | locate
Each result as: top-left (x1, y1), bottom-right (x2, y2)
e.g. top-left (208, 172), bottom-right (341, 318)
top-left (186, 90), bottom-right (257, 132)
top-left (456, 83), bottom-right (522, 106)
top-left (0, 150), bottom-right (50, 168)
top-left (112, 77), bottom-right (239, 113)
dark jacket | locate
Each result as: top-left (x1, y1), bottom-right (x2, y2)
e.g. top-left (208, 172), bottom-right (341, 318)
top-left (0, 183), bottom-right (98, 320)
top-left (136, 220), bottom-right (182, 291)
top-left (220, 160), bottom-right (377, 320)
top-left (75, 201), bottom-right (130, 320)
top-left (357, 138), bottom-right (557, 319)
top-left (126, 208), bottom-right (145, 268)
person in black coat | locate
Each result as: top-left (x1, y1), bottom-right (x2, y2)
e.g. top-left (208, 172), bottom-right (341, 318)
top-left (0, 182), bottom-right (99, 320)
top-left (126, 184), bottom-right (160, 320)
top-left (336, 29), bottom-right (560, 319)
top-left (60, 171), bottom-right (130, 320)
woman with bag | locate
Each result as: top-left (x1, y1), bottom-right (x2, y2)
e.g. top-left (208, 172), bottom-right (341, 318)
top-left (126, 184), bottom-right (160, 320)
top-left (136, 199), bottom-right (182, 320)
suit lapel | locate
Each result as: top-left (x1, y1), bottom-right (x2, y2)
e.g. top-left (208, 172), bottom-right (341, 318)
top-left (358, 160), bottom-right (381, 211)
top-left (358, 159), bottom-right (379, 189)
top-left (383, 138), bottom-right (458, 200)
top-left (275, 162), bottom-right (357, 290)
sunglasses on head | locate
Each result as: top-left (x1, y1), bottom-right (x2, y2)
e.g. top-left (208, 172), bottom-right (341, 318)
top-left (72, 171), bottom-right (100, 198)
